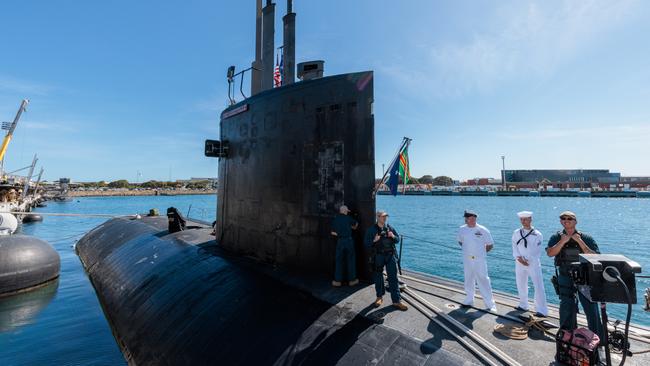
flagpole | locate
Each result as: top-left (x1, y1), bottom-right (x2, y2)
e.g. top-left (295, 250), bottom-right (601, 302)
top-left (372, 137), bottom-right (410, 197)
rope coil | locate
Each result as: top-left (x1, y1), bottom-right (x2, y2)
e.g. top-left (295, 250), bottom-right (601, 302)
top-left (493, 315), bottom-right (556, 340)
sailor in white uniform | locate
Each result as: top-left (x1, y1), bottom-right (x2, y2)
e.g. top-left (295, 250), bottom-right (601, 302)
top-left (457, 210), bottom-right (497, 311)
top-left (511, 211), bottom-right (548, 317)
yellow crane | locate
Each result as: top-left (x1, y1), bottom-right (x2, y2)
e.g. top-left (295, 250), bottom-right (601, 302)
top-left (0, 99), bottom-right (29, 163)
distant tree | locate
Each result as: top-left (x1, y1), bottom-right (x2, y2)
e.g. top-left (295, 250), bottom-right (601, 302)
top-left (108, 179), bottom-right (130, 188)
top-left (141, 180), bottom-right (161, 189)
top-left (186, 180), bottom-right (211, 189)
top-left (418, 175), bottom-right (434, 184)
top-left (97, 181), bottom-right (108, 187)
top-left (432, 176), bottom-right (454, 186)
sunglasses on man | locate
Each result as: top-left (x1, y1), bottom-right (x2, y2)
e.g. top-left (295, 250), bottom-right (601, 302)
top-left (560, 216), bottom-right (575, 221)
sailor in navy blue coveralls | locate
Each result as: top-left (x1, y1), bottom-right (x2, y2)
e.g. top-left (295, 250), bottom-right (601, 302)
top-left (364, 210), bottom-right (407, 311)
top-left (330, 205), bottom-right (359, 286)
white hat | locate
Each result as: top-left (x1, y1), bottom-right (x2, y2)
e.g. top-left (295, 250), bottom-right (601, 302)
top-left (517, 211), bottom-right (533, 218)
top-left (339, 205), bottom-right (350, 214)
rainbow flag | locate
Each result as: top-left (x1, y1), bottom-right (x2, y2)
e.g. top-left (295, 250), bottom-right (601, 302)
top-left (399, 146), bottom-right (410, 185)
top-left (387, 143), bottom-right (411, 195)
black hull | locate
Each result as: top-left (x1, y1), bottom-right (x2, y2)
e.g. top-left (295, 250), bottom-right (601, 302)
top-left (218, 72), bottom-right (376, 279)
top-left (76, 217), bottom-right (467, 365)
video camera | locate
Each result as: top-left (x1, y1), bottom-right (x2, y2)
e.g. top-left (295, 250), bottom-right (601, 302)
top-left (568, 254), bottom-right (642, 304)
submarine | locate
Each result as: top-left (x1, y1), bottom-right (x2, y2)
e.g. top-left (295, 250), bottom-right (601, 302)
top-left (76, 2), bottom-right (650, 365)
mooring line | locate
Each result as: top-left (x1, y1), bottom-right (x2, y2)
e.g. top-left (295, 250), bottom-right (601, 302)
top-left (6, 211), bottom-right (138, 218)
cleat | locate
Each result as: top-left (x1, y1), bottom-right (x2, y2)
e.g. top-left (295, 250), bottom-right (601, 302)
top-left (348, 279), bottom-right (359, 286)
top-left (331, 281), bottom-right (342, 287)
top-left (373, 297), bottom-right (383, 307)
top-left (393, 302), bottom-right (408, 311)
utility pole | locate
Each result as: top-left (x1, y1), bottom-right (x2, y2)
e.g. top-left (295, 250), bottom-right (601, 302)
top-left (501, 155), bottom-right (506, 190)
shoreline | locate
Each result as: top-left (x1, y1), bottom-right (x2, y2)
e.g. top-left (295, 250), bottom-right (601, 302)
top-left (66, 189), bottom-right (216, 197)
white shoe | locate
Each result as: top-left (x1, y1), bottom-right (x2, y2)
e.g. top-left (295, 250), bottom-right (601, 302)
top-left (487, 306), bottom-right (498, 312)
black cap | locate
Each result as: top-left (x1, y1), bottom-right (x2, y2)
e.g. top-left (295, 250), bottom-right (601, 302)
top-left (463, 210), bottom-right (478, 218)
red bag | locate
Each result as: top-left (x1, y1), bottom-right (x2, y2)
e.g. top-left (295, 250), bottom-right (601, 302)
top-left (557, 328), bottom-right (600, 365)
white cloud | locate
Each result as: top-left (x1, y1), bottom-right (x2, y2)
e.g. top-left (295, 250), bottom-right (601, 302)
top-left (497, 123), bottom-right (650, 143)
top-left (21, 121), bottom-right (79, 132)
top-left (0, 75), bottom-right (53, 96)
top-left (379, 0), bottom-right (640, 98)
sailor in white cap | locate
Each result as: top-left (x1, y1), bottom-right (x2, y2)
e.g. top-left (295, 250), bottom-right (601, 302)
top-left (457, 210), bottom-right (497, 311)
top-left (512, 211), bottom-right (548, 316)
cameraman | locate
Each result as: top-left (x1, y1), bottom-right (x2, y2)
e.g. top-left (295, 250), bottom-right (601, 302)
top-left (546, 211), bottom-right (603, 338)
top-left (364, 210), bottom-right (408, 311)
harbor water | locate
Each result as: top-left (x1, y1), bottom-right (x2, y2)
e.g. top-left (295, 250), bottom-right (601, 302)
top-left (0, 194), bottom-right (648, 364)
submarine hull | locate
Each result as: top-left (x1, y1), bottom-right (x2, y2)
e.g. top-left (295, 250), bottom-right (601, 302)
top-left (76, 217), bottom-right (353, 364)
top-left (76, 217), bottom-right (470, 365)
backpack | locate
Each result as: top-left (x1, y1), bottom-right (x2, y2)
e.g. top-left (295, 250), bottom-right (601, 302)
top-left (556, 327), bottom-right (600, 365)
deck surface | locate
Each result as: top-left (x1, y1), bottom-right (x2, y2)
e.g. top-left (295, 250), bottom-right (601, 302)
top-left (259, 254), bottom-right (650, 365)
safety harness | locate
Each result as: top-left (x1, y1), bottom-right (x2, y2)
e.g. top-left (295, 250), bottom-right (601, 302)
top-left (374, 224), bottom-right (398, 254)
top-left (370, 224), bottom-right (398, 272)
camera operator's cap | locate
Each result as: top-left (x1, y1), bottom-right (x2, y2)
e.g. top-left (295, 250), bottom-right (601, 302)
top-left (463, 210), bottom-right (478, 218)
top-left (517, 211), bottom-right (533, 218)
top-left (559, 211), bottom-right (577, 219)
top-left (339, 205), bottom-right (350, 214)
top-left (376, 210), bottom-right (389, 217)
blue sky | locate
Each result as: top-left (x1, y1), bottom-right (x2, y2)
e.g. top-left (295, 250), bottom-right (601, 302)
top-left (1, 0), bottom-right (649, 182)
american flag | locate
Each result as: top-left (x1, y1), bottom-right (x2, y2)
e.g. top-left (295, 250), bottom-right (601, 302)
top-left (274, 53), bottom-right (282, 87)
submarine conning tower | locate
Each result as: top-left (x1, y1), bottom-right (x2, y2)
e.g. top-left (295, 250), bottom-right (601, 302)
top-left (215, 0), bottom-right (376, 279)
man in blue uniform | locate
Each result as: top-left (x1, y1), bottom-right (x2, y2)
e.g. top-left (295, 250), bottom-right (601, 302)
top-left (364, 210), bottom-right (408, 311)
top-left (546, 211), bottom-right (603, 338)
top-left (330, 205), bottom-right (359, 287)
